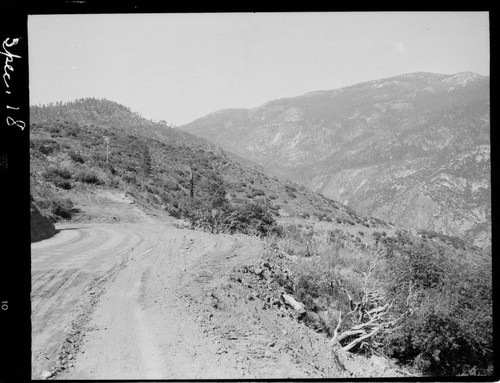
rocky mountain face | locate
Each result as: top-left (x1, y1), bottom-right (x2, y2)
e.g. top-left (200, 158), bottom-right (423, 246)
top-left (180, 72), bottom-right (490, 248)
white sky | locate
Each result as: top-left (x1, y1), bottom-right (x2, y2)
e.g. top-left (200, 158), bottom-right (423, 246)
top-left (28, 12), bottom-right (490, 125)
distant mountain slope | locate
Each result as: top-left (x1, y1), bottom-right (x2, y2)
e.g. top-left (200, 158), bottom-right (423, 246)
top-left (180, 72), bottom-right (490, 248)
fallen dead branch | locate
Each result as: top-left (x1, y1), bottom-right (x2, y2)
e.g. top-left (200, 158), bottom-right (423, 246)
top-left (342, 326), bottom-right (381, 352)
top-left (330, 273), bottom-right (416, 354)
top-left (329, 260), bottom-right (408, 353)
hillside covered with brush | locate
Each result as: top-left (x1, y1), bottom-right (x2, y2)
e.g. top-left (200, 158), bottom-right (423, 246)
top-left (30, 98), bottom-right (373, 229)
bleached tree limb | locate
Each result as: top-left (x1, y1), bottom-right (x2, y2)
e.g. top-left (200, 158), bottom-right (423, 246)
top-left (330, 311), bottom-right (343, 344)
top-left (342, 326), bottom-right (381, 352)
top-left (336, 329), bottom-right (366, 343)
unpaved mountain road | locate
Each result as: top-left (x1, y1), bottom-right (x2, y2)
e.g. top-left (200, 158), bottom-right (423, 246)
top-left (32, 213), bottom-right (343, 379)
top-left (31, 219), bottom-right (160, 378)
top-left (32, 193), bottom-right (406, 379)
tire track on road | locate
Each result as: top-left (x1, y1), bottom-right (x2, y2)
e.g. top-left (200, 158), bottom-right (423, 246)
top-left (31, 222), bottom-right (158, 379)
top-left (61, 241), bottom-right (163, 379)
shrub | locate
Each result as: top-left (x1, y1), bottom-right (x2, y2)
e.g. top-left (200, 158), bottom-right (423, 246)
top-left (251, 187), bottom-right (265, 197)
top-left (123, 174), bottom-right (137, 184)
top-left (284, 246), bottom-right (365, 336)
top-left (68, 150), bottom-right (85, 163)
top-left (39, 145), bottom-right (55, 155)
top-left (64, 126), bottom-right (79, 137)
top-left (384, 298), bottom-right (492, 376)
top-left (43, 166), bottom-right (73, 189)
top-left (44, 166), bottom-right (72, 180)
top-left (36, 196), bottom-right (76, 220)
top-left (46, 125), bottom-right (61, 135)
top-left (378, 234), bottom-right (493, 376)
top-left (178, 174), bottom-right (278, 237)
top-left (164, 179), bottom-right (180, 191)
top-left (230, 201), bottom-right (280, 236)
top-left (75, 170), bottom-right (104, 185)
top-left (181, 197), bottom-right (278, 237)
top-left (51, 198), bottom-right (75, 219)
top-left (57, 179), bottom-right (72, 190)
top-left (30, 138), bottom-right (60, 156)
top-left (99, 161), bottom-right (115, 174)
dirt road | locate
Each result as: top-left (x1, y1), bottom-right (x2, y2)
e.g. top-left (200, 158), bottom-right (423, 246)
top-left (31, 205), bottom-right (340, 379)
top-left (32, 192), bottom-right (405, 379)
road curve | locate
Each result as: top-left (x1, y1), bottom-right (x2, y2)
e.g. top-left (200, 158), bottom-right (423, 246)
top-left (32, 210), bottom-right (353, 379)
top-left (32, 217), bottom-right (276, 379)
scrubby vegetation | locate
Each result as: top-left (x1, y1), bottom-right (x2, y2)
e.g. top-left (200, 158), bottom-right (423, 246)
top-left (266, 222), bottom-right (492, 376)
top-left (42, 166), bottom-right (73, 190)
top-left (377, 232), bottom-right (492, 375)
top-left (177, 173), bottom-right (280, 236)
top-left (33, 190), bottom-right (78, 221)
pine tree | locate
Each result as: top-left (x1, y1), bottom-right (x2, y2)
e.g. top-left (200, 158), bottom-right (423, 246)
top-left (189, 167), bottom-right (194, 198)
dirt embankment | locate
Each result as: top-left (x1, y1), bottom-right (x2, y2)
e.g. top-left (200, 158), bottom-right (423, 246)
top-left (31, 202), bottom-right (57, 243)
top-left (31, 190), bottom-right (410, 380)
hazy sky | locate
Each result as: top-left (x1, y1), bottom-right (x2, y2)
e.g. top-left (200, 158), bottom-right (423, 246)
top-left (28, 12), bottom-right (489, 125)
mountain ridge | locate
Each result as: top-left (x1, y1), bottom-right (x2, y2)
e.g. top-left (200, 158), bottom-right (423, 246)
top-left (180, 72), bottom-right (490, 248)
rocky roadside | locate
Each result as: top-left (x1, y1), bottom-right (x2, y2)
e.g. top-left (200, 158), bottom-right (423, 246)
top-left (36, 222), bottom-right (416, 379)
top-left (177, 238), bottom-right (414, 378)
